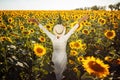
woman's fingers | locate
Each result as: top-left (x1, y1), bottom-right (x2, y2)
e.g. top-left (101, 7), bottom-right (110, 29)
top-left (81, 15), bottom-right (89, 21)
top-left (28, 18), bottom-right (39, 25)
top-left (78, 15), bottom-right (89, 24)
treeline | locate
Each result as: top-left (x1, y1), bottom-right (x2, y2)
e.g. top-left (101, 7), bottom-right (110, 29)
top-left (75, 2), bottom-right (120, 11)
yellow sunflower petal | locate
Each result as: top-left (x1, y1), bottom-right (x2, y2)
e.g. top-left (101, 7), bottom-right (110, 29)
top-left (82, 56), bottom-right (110, 78)
top-left (33, 44), bottom-right (46, 57)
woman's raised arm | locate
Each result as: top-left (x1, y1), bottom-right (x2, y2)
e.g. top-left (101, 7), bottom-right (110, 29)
top-left (29, 18), bottom-right (54, 39)
top-left (65, 15), bottom-right (89, 40)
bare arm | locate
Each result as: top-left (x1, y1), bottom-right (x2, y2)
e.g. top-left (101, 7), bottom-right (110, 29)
top-left (29, 18), bottom-right (54, 39)
top-left (65, 23), bottom-right (79, 40)
top-left (38, 24), bottom-right (54, 39)
top-left (65, 15), bottom-right (89, 39)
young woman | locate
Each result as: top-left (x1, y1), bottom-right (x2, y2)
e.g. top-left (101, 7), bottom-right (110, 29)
top-left (29, 15), bottom-right (89, 80)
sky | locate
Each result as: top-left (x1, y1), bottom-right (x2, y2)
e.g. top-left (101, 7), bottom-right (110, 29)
top-left (0, 0), bottom-right (120, 10)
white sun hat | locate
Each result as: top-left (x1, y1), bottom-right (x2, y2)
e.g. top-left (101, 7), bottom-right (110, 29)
top-left (53, 24), bottom-right (65, 35)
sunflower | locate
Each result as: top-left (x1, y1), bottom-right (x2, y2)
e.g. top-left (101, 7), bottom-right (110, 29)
top-left (82, 56), bottom-right (110, 78)
top-left (82, 29), bottom-right (90, 35)
top-left (73, 67), bottom-right (78, 72)
top-left (22, 30), bottom-right (30, 35)
top-left (69, 59), bottom-right (74, 64)
top-left (84, 21), bottom-right (91, 27)
top-left (0, 36), bottom-right (6, 42)
top-left (64, 17), bottom-right (69, 22)
top-left (69, 40), bottom-right (82, 49)
top-left (44, 24), bottom-right (53, 31)
top-left (104, 30), bottom-right (116, 39)
top-left (104, 56), bottom-right (112, 62)
top-left (30, 29), bottom-right (34, 33)
top-left (48, 20), bottom-right (54, 25)
top-left (8, 17), bottom-right (14, 23)
top-left (113, 23), bottom-right (119, 29)
top-left (33, 44), bottom-right (46, 57)
top-left (90, 15), bottom-right (96, 21)
top-left (73, 41), bottom-right (81, 49)
top-left (69, 41), bottom-right (75, 49)
top-left (0, 24), bottom-right (7, 30)
top-left (77, 56), bottom-right (84, 62)
top-left (20, 25), bottom-right (24, 30)
top-left (39, 36), bottom-right (46, 42)
top-left (98, 17), bottom-right (106, 25)
top-left (70, 50), bottom-right (78, 56)
top-left (91, 28), bottom-right (96, 33)
top-left (80, 43), bottom-right (87, 51)
top-left (23, 15), bottom-right (29, 19)
top-left (7, 25), bottom-right (13, 29)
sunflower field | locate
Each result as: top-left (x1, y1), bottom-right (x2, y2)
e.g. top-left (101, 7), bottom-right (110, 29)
top-left (0, 10), bottom-right (120, 80)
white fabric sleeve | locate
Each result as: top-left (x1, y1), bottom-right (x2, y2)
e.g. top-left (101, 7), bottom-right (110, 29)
top-left (65, 24), bottom-right (79, 40)
top-left (39, 24), bottom-right (54, 39)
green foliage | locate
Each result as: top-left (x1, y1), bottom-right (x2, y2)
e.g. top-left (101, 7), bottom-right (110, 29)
top-left (0, 10), bottom-right (120, 80)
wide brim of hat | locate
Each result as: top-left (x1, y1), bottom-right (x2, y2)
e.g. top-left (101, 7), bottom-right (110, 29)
top-left (53, 25), bottom-right (65, 35)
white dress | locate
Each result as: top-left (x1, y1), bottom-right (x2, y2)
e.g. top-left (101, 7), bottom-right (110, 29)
top-left (39, 24), bottom-right (79, 80)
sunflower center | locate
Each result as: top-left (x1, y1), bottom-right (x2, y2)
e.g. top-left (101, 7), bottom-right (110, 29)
top-left (88, 61), bottom-right (105, 72)
top-left (20, 27), bottom-right (24, 30)
top-left (84, 30), bottom-right (88, 34)
top-left (41, 37), bottom-right (44, 41)
top-left (74, 42), bottom-right (80, 47)
top-left (73, 52), bottom-right (76, 54)
top-left (36, 48), bottom-right (43, 53)
top-left (9, 19), bottom-right (12, 22)
top-left (46, 25), bottom-right (50, 28)
top-left (31, 30), bottom-right (34, 32)
top-left (78, 57), bottom-right (83, 61)
top-left (23, 31), bottom-right (29, 34)
top-left (101, 20), bottom-right (105, 23)
top-left (107, 31), bottom-right (113, 37)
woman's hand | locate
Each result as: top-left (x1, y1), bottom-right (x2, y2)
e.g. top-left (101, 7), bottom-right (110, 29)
top-left (78, 15), bottom-right (89, 24)
top-left (28, 18), bottom-right (39, 25)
